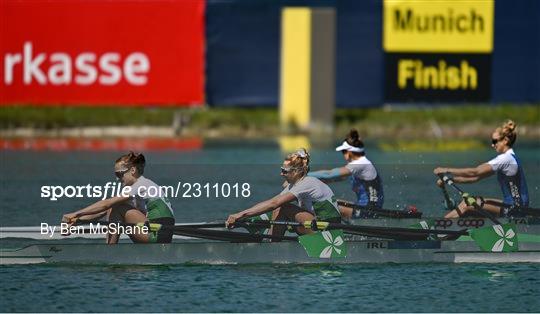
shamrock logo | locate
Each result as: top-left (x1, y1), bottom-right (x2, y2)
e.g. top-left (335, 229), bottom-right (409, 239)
top-left (491, 225), bottom-right (516, 252)
top-left (419, 220), bottom-right (431, 230)
top-left (418, 220), bottom-right (439, 239)
top-left (320, 231), bottom-right (344, 258)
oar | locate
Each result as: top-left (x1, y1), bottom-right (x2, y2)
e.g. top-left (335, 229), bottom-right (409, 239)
top-left (438, 173), bottom-right (502, 225)
top-left (337, 200), bottom-right (423, 218)
top-left (164, 225), bottom-right (297, 242)
top-left (125, 222), bottom-right (296, 242)
top-left (235, 220), bottom-right (468, 241)
top-left (239, 220), bottom-right (521, 254)
top-left (59, 221), bottom-right (297, 243)
top-left (438, 183), bottom-right (456, 211)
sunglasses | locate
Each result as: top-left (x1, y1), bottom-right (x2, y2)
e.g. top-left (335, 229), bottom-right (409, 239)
top-left (115, 168), bottom-right (130, 179)
top-left (491, 138), bottom-right (501, 145)
top-left (280, 166), bottom-right (299, 174)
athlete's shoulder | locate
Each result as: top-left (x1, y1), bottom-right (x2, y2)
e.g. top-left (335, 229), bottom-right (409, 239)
top-left (500, 149), bottom-right (518, 163)
top-left (302, 175), bottom-right (322, 184)
top-left (136, 176), bottom-right (160, 188)
top-left (348, 156), bottom-right (372, 166)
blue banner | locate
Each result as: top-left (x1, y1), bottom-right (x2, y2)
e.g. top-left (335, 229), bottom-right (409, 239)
top-left (205, 0), bottom-right (383, 108)
top-left (206, 0), bottom-right (539, 107)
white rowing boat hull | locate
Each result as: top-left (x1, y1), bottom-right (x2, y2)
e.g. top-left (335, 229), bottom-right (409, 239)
top-left (2, 239), bottom-right (539, 265)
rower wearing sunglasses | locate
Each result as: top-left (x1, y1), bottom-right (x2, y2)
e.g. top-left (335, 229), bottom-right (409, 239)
top-left (434, 120), bottom-right (529, 218)
top-left (308, 129), bottom-right (384, 219)
top-left (61, 152), bottom-right (175, 244)
top-left (226, 148), bottom-right (341, 237)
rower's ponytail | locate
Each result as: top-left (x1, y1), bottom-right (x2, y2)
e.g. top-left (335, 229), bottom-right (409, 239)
top-left (116, 151), bottom-right (146, 175)
top-left (498, 120), bottom-right (517, 146)
top-left (345, 129), bottom-right (365, 155)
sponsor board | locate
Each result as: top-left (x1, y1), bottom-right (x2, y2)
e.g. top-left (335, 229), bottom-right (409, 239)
top-left (384, 0), bottom-right (494, 53)
top-left (383, 0), bottom-right (494, 103)
top-left (0, 0), bottom-right (204, 106)
top-left (385, 53), bottom-right (491, 102)
top-left (0, 137), bottom-right (203, 151)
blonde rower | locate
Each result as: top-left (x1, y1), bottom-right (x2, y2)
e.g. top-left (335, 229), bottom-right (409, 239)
top-left (62, 152), bottom-right (175, 244)
top-left (226, 149), bottom-right (341, 236)
top-left (434, 120), bottom-right (529, 218)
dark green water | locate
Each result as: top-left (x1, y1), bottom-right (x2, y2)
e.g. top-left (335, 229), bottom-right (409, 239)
top-left (1, 263), bottom-right (539, 312)
top-left (1, 140), bottom-right (539, 312)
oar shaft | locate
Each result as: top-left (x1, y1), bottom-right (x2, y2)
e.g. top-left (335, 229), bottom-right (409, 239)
top-left (68, 221), bottom-right (296, 242)
top-left (238, 220), bottom-right (468, 237)
top-left (337, 201), bottom-right (422, 218)
top-left (439, 184), bottom-right (456, 211)
top-left (169, 225), bottom-right (297, 242)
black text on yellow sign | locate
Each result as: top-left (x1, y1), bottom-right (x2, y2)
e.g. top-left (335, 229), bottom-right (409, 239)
top-left (385, 54), bottom-right (491, 102)
top-left (383, 0), bottom-right (494, 53)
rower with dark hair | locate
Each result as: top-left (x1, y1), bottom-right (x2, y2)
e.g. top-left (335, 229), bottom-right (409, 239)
top-left (309, 129), bottom-right (384, 219)
top-left (62, 152), bottom-right (175, 244)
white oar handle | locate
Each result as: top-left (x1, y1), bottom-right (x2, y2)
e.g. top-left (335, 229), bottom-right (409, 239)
top-left (439, 173), bottom-right (459, 190)
top-left (438, 173), bottom-right (465, 194)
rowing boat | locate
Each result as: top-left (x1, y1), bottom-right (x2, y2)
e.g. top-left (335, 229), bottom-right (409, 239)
top-left (2, 215), bottom-right (539, 265)
top-left (2, 217), bottom-right (538, 240)
top-left (2, 234), bottom-right (539, 265)
top-left (354, 216), bottom-right (540, 231)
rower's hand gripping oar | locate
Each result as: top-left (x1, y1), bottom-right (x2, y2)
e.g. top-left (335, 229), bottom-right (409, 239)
top-left (438, 173), bottom-right (501, 225)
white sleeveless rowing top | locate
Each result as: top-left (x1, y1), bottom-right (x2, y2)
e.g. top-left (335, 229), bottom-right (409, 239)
top-left (281, 176), bottom-right (340, 220)
top-left (345, 157), bottom-right (384, 208)
top-left (126, 176), bottom-right (174, 219)
top-left (345, 157), bottom-right (378, 180)
top-left (487, 148), bottom-right (529, 207)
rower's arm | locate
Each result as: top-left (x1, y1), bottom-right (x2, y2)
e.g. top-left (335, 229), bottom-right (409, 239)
top-left (65, 196), bottom-right (130, 220)
top-left (435, 163), bottom-right (493, 183)
top-left (308, 167), bottom-right (351, 183)
top-left (233, 193), bottom-right (297, 220)
top-left (76, 212), bottom-right (107, 222)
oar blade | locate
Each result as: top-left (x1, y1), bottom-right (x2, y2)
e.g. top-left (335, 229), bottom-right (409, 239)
top-left (298, 230), bottom-right (347, 259)
top-left (470, 223), bottom-right (519, 252)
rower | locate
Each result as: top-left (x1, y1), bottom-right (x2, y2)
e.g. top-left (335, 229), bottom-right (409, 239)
top-left (61, 152), bottom-right (175, 244)
top-left (434, 119), bottom-right (529, 218)
top-left (225, 148), bottom-right (341, 237)
top-left (308, 129), bottom-right (384, 219)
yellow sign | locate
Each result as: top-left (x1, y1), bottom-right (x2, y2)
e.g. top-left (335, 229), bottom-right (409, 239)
top-left (384, 0), bottom-right (494, 52)
top-left (398, 59), bottom-right (478, 90)
top-left (280, 8), bottom-right (311, 129)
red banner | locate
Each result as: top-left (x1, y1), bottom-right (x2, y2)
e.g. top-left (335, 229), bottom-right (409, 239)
top-left (0, 0), bottom-right (204, 106)
top-left (1, 137), bottom-right (203, 151)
